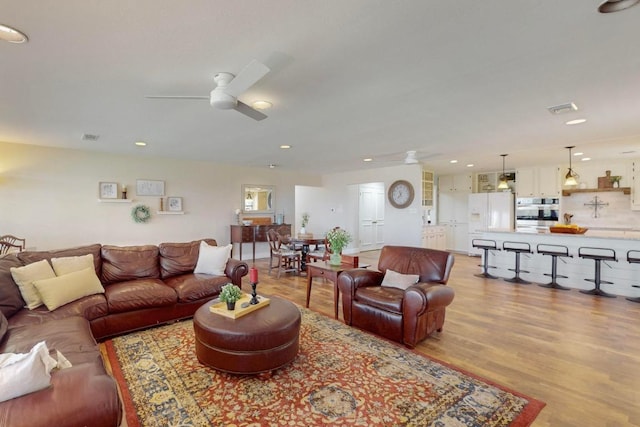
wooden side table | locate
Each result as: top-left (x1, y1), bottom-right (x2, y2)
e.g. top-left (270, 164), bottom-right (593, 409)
top-left (306, 260), bottom-right (369, 319)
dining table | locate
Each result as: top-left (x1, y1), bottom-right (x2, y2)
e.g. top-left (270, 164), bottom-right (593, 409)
top-left (288, 237), bottom-right (325, 271)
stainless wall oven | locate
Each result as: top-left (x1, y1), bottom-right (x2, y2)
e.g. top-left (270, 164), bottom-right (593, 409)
top-left (516, 198), bottom-right (559, 231)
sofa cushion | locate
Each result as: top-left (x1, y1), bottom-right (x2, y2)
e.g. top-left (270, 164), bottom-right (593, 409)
top-left (8, 294), bottom-right (109, 329)
top-left (380, 269), bottom-right (419, 290)
top-left (355, 286), bottom-right (404, 314)
top-left (105, 278), bottom-right (176, 313)
top-left (17, 244), bottom-right (102, 277)
top-left (163, 273), bottom-right (230, 303)
top-left (10, 260), bottom-right (57, 310)
top-left (101, 245), bottom-right (160, 284)
top-left (194, 241), bottom-right (232, 276)
top-left (51, 254), bottom-right (94, 276)
top-left (33, 268), bottom-right (105, 311)
top-left (0, 312), bottom-right (7, 342)
top-left (0, 254), bottom-right (25, 318)
top-left (158, 238), bottom-right (217, 279)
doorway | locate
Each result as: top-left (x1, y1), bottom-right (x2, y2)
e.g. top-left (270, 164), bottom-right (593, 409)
top-left (358, 182), bottom-right (385, 251)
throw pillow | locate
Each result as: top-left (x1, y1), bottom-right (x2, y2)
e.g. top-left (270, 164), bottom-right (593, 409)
top-left (10, 260), bottom-right (57, 310)
top-left (50, 254), bottom-right (94, 276)
top-left (194, 242), bottom-right (232, 276)
top-left (0, 341), bottom-right (57, 403)
top-left (380, 269), bottom-right (420, 290)
top-left (32, 267), bottom-right (105, 311)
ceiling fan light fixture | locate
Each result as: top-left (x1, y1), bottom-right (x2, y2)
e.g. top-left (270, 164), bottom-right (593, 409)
top-left (0, 24), bottom-right (28, 43)
top-left (252, 100), bottom-right (272, 110)
top-left (564, 146), bottom-right (579, 186)
top-left (497, 154), bottom-right (509, 190)
top-left (598, 0), bottom-right (640, 13)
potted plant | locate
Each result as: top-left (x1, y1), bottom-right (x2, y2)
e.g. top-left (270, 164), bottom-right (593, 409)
top-left (326, 227), bottom-right (352, 265)
top-left (219, 283), bottom-right (243, 310)
top-left (300, 212), bottom-right (310, 234)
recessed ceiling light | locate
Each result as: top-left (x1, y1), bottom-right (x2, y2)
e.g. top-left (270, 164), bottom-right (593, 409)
top-left (363, 158), bottom-right (373, 162)
top-left (466, 164), bottom-right (474, 167)
top-left (565, 119), bottom-right (587, 125)
top-left (599, 0), bottom-right (640, 13)
top-left (0, 24), bottom-right (28, 43)
top-left (449, 160), bottom-right (458, 164)
top-left (573, 152), bottom-right (583, 156)
top-left (581, 157), bottom-right (591, 161)
top-left (252, 100), bottom-right (272, 110)
top-left (280, 145), bottom-right (291, 149)
top-left (134, 141), bottom-right (147, 147)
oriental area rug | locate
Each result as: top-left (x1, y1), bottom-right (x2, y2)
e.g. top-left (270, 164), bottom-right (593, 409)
top-left (104, 307), bottom-right (544, 427)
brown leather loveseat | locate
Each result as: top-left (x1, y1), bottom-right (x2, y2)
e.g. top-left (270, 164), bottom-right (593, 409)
top-left (338, 245), bottom-right (455, 348)
top-left (0, 238), bottom-right (248, 427)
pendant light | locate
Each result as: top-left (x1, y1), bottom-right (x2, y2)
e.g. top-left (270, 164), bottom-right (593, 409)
top-left (564, 146), bottom-right (578, 186)
top-left (498, 154), bottom-right (509, 190)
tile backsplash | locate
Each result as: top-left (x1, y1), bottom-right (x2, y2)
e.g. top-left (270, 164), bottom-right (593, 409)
top-left (561, 191), bottom-right (640, 229)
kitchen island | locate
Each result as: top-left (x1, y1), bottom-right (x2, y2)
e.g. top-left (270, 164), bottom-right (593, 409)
top-left (480, 229), bottom-right (640, 299)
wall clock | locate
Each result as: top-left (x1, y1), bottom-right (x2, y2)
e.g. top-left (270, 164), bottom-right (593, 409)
top-left (388, 180), bottom-right (415, 209)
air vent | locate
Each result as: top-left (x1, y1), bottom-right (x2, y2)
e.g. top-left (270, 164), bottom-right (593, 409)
top-left (547, 102), bottom-right (578, 115)
top-left (81, 133), bottom-right (100, 141)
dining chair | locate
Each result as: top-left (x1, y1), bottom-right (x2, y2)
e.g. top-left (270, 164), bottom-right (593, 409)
top-left (266, 229), bottom-right (301, 278)
top-left (0, 235), bottom-right (26, 255)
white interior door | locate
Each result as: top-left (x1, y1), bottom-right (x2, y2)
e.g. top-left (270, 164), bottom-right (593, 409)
top-left (359, 183), bottom-right (385, 251)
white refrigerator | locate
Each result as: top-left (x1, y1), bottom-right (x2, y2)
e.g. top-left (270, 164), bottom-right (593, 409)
top-left (468, 192), bottom-right (515, 256)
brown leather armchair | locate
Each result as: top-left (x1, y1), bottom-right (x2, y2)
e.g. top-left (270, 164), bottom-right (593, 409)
top-left (338, 245), bottom-right (455, 348)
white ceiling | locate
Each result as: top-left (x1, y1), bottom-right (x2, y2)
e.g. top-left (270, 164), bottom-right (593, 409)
top-left (2, 0), bottom-right (640, 175)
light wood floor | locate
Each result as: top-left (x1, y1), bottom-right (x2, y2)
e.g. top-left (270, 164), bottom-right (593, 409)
top-left (254, 251), bottom-right (640, 427)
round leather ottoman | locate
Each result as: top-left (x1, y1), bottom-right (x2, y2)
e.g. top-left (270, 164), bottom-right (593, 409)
top-left (193, 296), bottom-right (301, 374)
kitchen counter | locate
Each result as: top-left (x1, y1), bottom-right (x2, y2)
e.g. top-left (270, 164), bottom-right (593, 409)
top-left (479, 230), bottom-right (640, 298)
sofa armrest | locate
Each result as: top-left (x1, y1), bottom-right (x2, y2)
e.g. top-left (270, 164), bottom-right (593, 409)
top-left (404, 283), bottom-right (455, 317)
top-left (337, 269), bottom-right (384, 325)
top-left (225, 258), bottom-right (249, 287)
top-left (402, 283), bottom-right (455, 347)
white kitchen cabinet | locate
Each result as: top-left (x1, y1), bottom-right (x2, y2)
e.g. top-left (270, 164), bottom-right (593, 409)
top-left (422, 226), bottom-right (446, 250)
top-left (442, 222), bottom-right (469, 252)
top-left (438, 174), bottom-right (472, 193)
top-left (516, 166), bottom-right (560, 197)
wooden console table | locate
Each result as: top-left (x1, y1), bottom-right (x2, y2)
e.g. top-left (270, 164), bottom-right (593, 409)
top-left (230, 224), bottom-right (292, 262)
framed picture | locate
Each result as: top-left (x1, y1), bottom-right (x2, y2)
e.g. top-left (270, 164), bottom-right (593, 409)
top-left (167, 197), bottom-right (183, 212)
top-left (99, 182), bottom-right (118, 199)
top-left (136, 179), bottom-right (165, 196)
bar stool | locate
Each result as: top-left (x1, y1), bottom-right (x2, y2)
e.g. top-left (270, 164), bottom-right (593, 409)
top-left (502, 241), bottom-right (532, 284)
top-left (472, 239), bottom-right (500, 279)
top-left (536, 244), bottom-right (572, 290)
top-left (578, 247), bottom-right (617, 298)
top-left (626, 250), bottom-right (640, 303)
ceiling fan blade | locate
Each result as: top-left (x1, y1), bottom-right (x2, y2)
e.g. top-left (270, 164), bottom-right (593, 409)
top-left (145, 95), bottom-right (209, 99)
top-left (223, 60), bottom-right (270, 97)
top-left (234, 101), bottom-right (267, 121)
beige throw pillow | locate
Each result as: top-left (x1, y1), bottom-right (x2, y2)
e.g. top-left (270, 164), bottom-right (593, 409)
top-left (194, 242), bottom-right (232, 276)
top-left (380, 269), bottom-right (420, 290)
top-left (32, 267), bottom-right (105, 311)
top-left (10, 260), bottom-right (56, 309)
top-left (51, 254), bottom-right (94, 276)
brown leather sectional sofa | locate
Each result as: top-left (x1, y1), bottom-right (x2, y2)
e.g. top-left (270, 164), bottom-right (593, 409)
top-left (0, 238), bottom-right (248, 427)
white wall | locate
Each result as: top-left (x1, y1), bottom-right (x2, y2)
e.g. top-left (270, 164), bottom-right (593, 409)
top-left (0, 142), bottom-right (321, 253)
top-left (318, 164), bottom-right (424, 250)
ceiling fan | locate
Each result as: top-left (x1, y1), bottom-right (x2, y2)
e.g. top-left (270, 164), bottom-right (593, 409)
top-left (146, 59), bottom-right (270, 121)
top-left (367, 150), bottom-right (440, 165)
